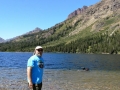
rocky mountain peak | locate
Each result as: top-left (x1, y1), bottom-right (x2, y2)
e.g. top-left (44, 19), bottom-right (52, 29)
top-left (0, 37), bottom-right (5, 43)
top-left (68, 6), bottom-right (88, 19)
top-left (68, 0), bottom-right (120, 36)
top-left (68, 0), bottom-right (120, 19)
top-left (25, 27), bottom-right (42, 35)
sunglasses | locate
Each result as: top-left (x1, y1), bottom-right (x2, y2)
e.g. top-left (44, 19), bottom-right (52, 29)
top-left (37, 49), bottom-right (43, 52)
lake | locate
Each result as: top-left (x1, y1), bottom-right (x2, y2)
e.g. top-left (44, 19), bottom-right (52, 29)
top-left (0, 52), bottom-right (120, 90)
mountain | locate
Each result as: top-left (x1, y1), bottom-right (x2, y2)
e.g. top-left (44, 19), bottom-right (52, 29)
top-left (68, 6), bottom-right (88, 19)
top-left (0, 37), bottom-right (5, 43)
top-left (5, 27), bottom-right (42, 42)
top-left (24, 27), bottom-right (42, 35)
top-left (0, 0), bottom-right (120, 54)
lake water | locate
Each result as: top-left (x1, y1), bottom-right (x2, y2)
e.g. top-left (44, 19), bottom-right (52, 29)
top-left (0, 52), bottom-right (120, 90)
top-left (0, 52), bottom-right (120, 70)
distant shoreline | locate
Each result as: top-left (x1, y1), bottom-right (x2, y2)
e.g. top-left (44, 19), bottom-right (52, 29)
top-left (0, 51), bottom-right (120, 55)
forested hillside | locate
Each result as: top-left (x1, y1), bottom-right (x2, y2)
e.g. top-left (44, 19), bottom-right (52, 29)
top-left (0, 0), bottom-right (120, 54)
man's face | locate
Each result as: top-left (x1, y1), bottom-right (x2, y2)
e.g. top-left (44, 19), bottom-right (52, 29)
top-left (36, 48), bottom-right (43, 56)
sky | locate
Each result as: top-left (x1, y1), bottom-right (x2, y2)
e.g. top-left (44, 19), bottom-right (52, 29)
top-left (0, 0), bottom-right (101, 40)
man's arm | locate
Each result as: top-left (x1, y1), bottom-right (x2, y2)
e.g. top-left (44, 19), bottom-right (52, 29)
top-left (27, 67), bottom-right (33, 88)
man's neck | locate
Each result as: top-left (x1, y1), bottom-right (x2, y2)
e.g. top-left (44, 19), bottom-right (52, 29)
top-left (35, 54), bottom-right (42, 57)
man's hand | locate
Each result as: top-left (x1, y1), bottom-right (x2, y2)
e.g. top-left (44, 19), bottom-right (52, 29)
top-left (28, 81), bottom-right (33, 89)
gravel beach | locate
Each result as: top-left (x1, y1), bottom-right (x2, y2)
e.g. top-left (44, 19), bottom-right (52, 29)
top-left (0, 68), bottom-right (120, 90)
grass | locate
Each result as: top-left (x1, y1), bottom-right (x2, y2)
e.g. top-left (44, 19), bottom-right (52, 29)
top-left (43, 24), bottom-right (97, 47)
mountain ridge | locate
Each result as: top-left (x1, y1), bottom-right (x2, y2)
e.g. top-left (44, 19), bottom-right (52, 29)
top-left (68, 6), bottom-right (88, 19)
top-left (0, 27), bottom-right (42, 43)
top-left (0, 0), bottom-right (120, 54)
top-left (0, 37), bottom-right (5, 43)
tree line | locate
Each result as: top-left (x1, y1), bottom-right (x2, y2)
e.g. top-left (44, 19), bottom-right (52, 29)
top-left (0, 30), bottom-right (120, 54)
top-left (44, 32), bottom-right (120, 54)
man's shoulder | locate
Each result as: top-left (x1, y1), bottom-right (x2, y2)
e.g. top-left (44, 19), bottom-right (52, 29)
top-left (28, 55), bottom-right (36, 60)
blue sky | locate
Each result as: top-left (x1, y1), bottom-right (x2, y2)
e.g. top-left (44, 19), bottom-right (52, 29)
top-left (0, 0), bottom-right (101, 40)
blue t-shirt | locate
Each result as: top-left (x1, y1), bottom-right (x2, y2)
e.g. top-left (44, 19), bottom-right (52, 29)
top-left (27, 55), bottom-right (44, 84)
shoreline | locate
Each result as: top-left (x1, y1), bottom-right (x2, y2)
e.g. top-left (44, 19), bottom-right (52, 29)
top-left (0, 69), bottom-right (120, 90)
top-left (1, 51), bottom-right (120, 55)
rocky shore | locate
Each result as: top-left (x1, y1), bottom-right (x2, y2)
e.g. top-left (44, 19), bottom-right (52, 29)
top-left (0, 69), bottom-right (120, 90)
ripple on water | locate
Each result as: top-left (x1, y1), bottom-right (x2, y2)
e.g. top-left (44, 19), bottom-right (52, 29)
top-left (0, 68), bottom-right (120, 90)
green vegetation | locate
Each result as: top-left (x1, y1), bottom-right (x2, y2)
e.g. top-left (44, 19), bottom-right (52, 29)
top-left (45, 30), bottom-right (120, 54)
top-left (0, 11), bottom-right (120, 54)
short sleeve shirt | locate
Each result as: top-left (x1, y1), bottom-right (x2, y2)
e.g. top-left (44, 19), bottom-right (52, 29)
top-left (27, 55), bottom-right (44, 84)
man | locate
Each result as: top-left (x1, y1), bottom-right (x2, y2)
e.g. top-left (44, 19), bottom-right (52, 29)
top-left (27, 46), bottom-right (44, 90)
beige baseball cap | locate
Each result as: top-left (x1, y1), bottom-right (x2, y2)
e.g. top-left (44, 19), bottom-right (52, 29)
top-left (35, 46), bottom-right (43, 49)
